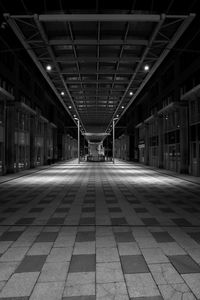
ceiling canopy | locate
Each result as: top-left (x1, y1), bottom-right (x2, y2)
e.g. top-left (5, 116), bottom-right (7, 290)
top-left (4, 12), bottom-right (195, 140)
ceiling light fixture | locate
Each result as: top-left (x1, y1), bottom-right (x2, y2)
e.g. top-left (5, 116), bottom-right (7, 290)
top-left (129, 91), bottom-right (133, 96)
top-left (144, 64), bottom-right (150, 71)
top-left (69, 106), bottom-right (72, 109)
top-left (46, 64), bottom-right (52, 71)
top-left (61, 91), bottom-right (65, 96)
top-left (121, 106), bottom-right (124, 109)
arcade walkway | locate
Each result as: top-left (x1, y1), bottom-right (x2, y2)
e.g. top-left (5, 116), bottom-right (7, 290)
top-left (0, 160), bottom-right (200, 299)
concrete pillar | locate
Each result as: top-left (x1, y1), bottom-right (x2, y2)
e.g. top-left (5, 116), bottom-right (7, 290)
top-left (158, 116), bottom-right (164, 168)
top-left (144, 124), bottom-right (149, 165)
top-left (5, 103), bottom-right (15, 173)
top-left (30, 115), bottom-right (36, 168)
top-left (180, 105), bottom-right (189, 173)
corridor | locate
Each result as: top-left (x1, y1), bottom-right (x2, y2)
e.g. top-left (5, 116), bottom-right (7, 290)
top-left (0, 160), bottom-right (200, 299)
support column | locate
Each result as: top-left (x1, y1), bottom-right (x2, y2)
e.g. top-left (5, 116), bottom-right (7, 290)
top-left (144, 123), bottom-right (149, 165)
top-left (77, 119), bottom-right (80, 164)
top-left (113, 119), bottom-right (115, 164)
top-left (180, 105), bottom-right (189, 173)
top-left (158, 116), bottom-right (164, 168)
top-left (30, 115), bottom-right (36, 168)
top-left (5, 103), bottom-right (15, 173)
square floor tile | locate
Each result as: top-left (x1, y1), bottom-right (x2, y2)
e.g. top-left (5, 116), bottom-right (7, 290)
top-left (36, 232), bottom-right (58, 243)
top-left (169, 255), bottom-right (200, 274)
top-left (47, 218), bottom-right (65, 225)
top-left (63, 295), bottom-right (96, 299)
top-left (79, 218), bottom-right (95, 225)
top-left (108, 207), bottom-right (122, 212)
top-left (130, 297), bottom-right (163, 300)
top-left (69, 254), bottom-right (95, 273)
top-left (187, 232), bottom-right (200, 243)
top-left (120, 255), bottom-right (149, 274)
top-left (29, 207), bottom-right (44, 213)
top-left (125, 273), bottom-right (161, 298)
top-left (160, 207), bottom-right (174, 213)
top-left (106, 200), bottom-right (118, 204)
top-left (152, 232), bottom-right (175, 243)
top-left (134, 208), bottom-right (148, 213)
top-left (114, 232), bottom-right (135, 243)
top-left (76, 231), bottom-right (95, 242)
top-left (0, 231), bottom-right (23, 241)
top-left (55, 208), bottom-right (70, 213)
top-left (141, 218), bottom-right (160, 226)
top-left (172, 218), bottom-right (192, 226)
top-left (15, 218), bottom-right (35, 225)
top-left (15, 255), bottom-right (47, 273)
top-left (82, 207), bottom-right (95, 213)
top-left (3, 207), bottom-right (19, 213)
top-left (111, 218), bottom-right (127, 225)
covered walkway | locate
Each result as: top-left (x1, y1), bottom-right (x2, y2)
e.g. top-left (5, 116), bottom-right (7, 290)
top-left (0, 160), bottom-right (200, 299)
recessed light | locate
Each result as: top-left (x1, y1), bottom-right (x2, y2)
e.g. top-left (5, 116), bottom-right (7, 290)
top-left (69, 106), bottom-right (72, 109)
top-left (129, 91), bottom-right (133, 96)
top-left (116, 114), bottom-right (119, 117)
top-left (46, 64), bottom-right (52, 71)
top-left (144, 64), bottom-right (149, 71)
top-left (61, 91), bottom-right (65, 96)
top-left (121, 106), bottom-right (124, 109)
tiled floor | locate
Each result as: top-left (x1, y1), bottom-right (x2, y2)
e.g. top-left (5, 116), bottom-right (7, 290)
top-left (0, 160), bottom-right (200, 299)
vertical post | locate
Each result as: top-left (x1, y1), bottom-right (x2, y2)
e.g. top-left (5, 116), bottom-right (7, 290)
top-left (113, 119), bottom-right (115, 164)
top-left (77, 119), bottom-right (80, 164)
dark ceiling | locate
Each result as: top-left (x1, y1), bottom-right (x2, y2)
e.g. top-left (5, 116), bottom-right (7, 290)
top-left (0, 0), bottom-right (198, 141)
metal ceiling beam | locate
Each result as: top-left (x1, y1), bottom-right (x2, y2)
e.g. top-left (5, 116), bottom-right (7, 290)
top-left (39, 14), bottom-right (161, 22)
top-left (56, 57), bottom-right (141, 63)
top-left (66, 81), bottom-right (129, 84)
top-left (3, 13), bottom-right (78, 126)
top-left (105, 14), bottom-right (167, 133)
top-left (49, 38), bottom-right (148, 46)
top-left (112, 13), bottom-right (196, 128)
top-left (33, 14), bottom-right (85, 131)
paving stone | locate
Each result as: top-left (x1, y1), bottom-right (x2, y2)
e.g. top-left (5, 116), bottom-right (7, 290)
top-left (29, 207), bottom-right (44, 213)
top-left (36, 232), bottom-right (58, 242)
top-left (125, 273), bottom-right (161, 298)
top-left (0, 231), bottom-right (23, 241)
top-left (151, 232), bottom-right (175, 243)
top-left (30, 282), bottom-right (64, 300)
top-left (15, 255), bottom-right (47, 273)
top-left (114, 232), bottom-right (135, 243)
top-left (120, 255), bottom-right (149, 274)
top-left (15, 218), bottom-right (35, 225)
top-left (111, 217), bottom-right (128, 225)
top-left (47, 247), bottom-right (73, 262)
top-left (79, 218), bottom-right (95, 225)
top-left (75, 231), bottom-right (95, 242)
top-left (0, 272), bottom-right (39, 298)
top-left (182, 273), bottom-right (200, 299)
top-left (96, 262), bottom-right (124, 283)
top-left (172, 218), bottom-right (192, 226)
top-left (169, 255), bottom-right (200, 274)
top-left (69, 254), bottom-right (95, 272)
top-left (96, 282), bottom-right (129, 299)
top-left (0, 262), bottom-right (18, 281)
top-left (158, 283), bottom-right (196, 300)
top-left (187, 232), bottom-right (200, 243)
top-left (47, 218), bottom-right (65, 225)
top-left (141, 218), bottom-right (160, 226)
top-left (108, 207), bottom-right (122, 212)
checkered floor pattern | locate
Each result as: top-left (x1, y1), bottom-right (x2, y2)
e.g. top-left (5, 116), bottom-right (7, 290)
top-left (0, 160), bottom-right (200, 299)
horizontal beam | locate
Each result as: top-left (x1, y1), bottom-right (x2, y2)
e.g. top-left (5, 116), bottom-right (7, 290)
top-left (49, 38), bottom-right (148, 46)
top-left (66, 81), bottom-right (129, 84)
top-left (39, 14), bottom-right (162, 23)
top-left (56, 57), bottom-right (141, 63)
